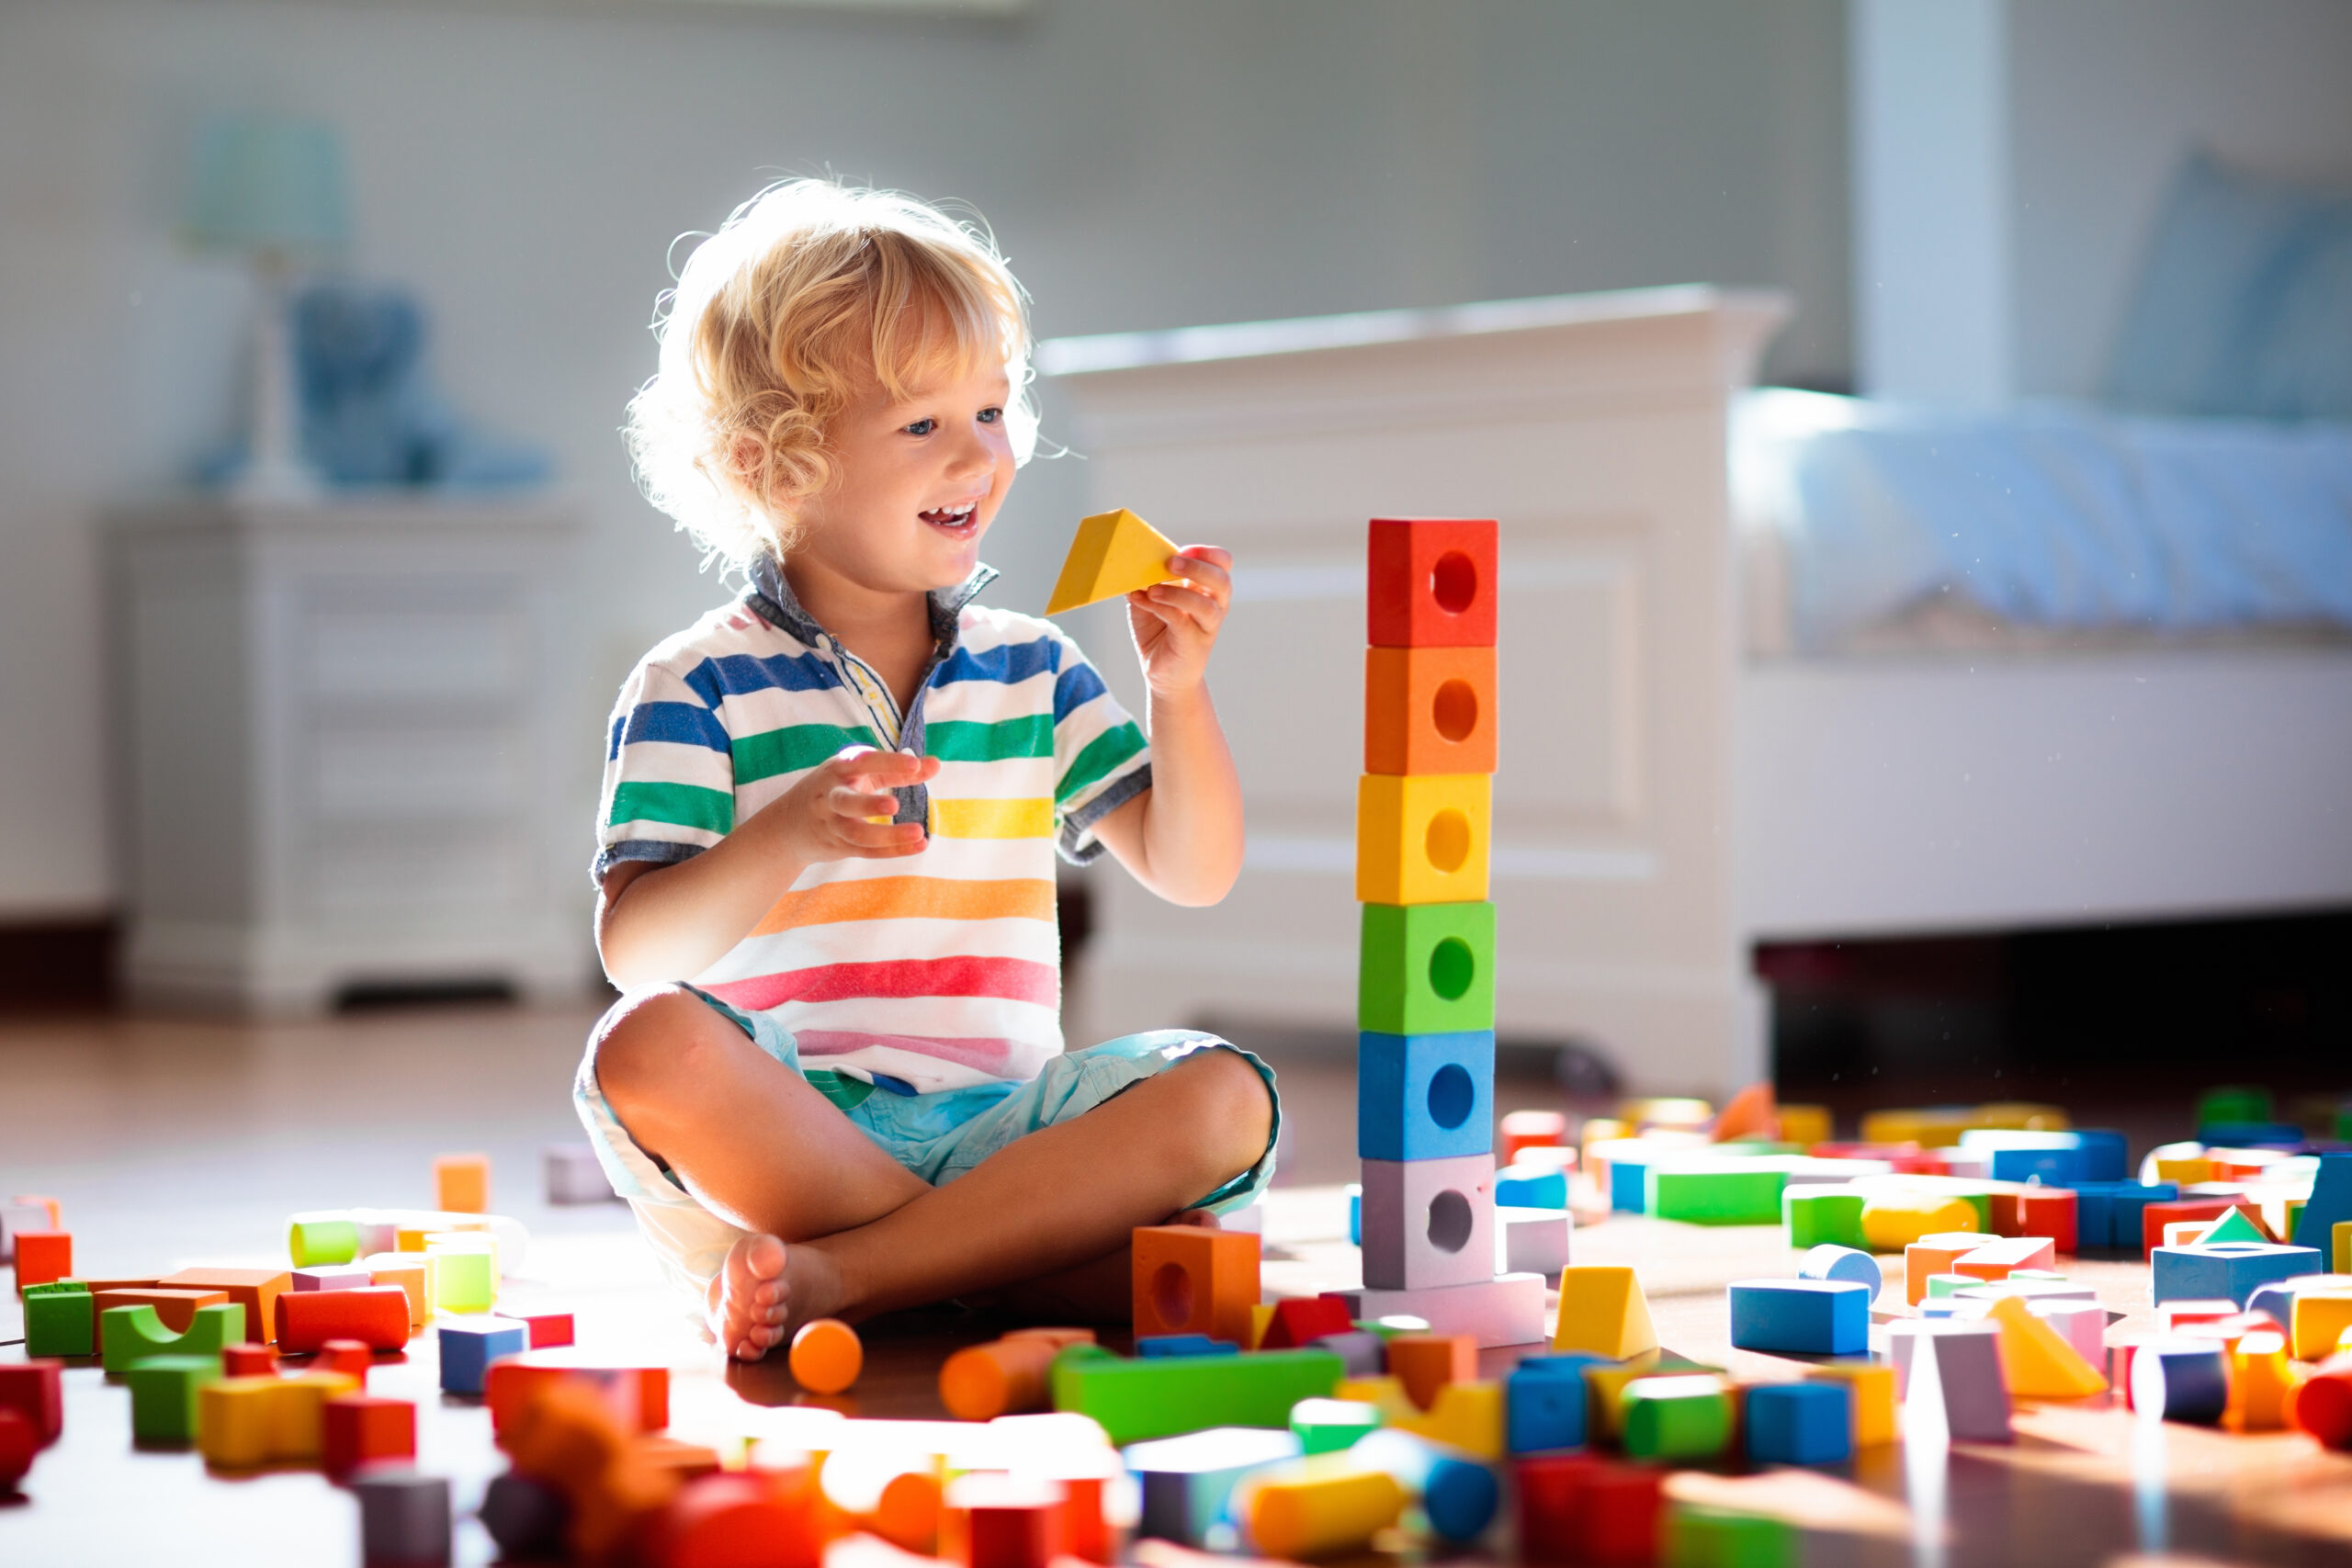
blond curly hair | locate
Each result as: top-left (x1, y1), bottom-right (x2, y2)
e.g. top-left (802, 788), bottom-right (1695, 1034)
top-left (626, 179), bottom-right (1038, 570)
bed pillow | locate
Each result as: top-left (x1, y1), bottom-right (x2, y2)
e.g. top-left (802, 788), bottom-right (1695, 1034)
top-left (2105, 152), bottom-right (2352, 423)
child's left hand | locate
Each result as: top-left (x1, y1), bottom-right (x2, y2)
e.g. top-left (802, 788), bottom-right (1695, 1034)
top-left (1126, 545), bottom-right (1231, 698)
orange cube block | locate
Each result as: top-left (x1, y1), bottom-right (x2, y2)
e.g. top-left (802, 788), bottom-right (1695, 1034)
top-left (322, 1394), bottom-right (415, 1478)
top-left (435, 1153), bottom-right (492, 1214)
top-left (1131, 1225), bottom-right (1261, 1347)
top-left (1386, 1333), bottom-right (1477, 1413)
top-left (1904, 1233), bottom-right (1992, 1306)
top-left (158, 1269), bottom-right (291, 1347)
top-left (1364, 646), bottom-right (1497, 776)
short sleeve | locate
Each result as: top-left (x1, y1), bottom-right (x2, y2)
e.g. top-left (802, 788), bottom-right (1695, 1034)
top-left (594, 654), bottom-right (737, 884)
top-left (1048, 627), bottom-right (1151, 863)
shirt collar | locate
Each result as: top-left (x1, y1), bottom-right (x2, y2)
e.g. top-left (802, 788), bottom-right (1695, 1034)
top-left (744, 556), bottom-right (999, 650)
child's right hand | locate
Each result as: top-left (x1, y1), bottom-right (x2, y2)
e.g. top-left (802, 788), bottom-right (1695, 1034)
top-left (770, 745), bottom-right (941, 864)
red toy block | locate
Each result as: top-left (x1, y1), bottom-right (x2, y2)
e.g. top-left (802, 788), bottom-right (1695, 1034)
top-left (1580, 1463), bottom-right (1665, 1567)
top-left (1385, 1333), bottom-right (1477, 1412)
top-left (0, 1407), bottom-right (32, 1491)
top-left (1516, 1453), bottom-right (1600, 1562)
top-left (944, 1472), bottom-right (1066, 1568)
top-left (2288, 1362), bottom-right (2352, 1450)
top-left (2141, 1200), bottom-right (2251, 1258)
top-left (1500, 1109), bottom-right (1571, 1168)
top-left (316, 1339), bottom-right (373, 1382)
top-left (486, 1350), bottom-right (669, 1440)
top-left (1258, 1297), bottom-right (1355, 1351)
top-left (1988, 1188), bottom-right (2077, 1256)
top-left (1364, 645), bottom-right (1498, 775)
top-left (1367, 518), bottom-right (1498, 649)
top-left (1811, 1143), bottom-right (1940, 1174)
top-left (651, 1471), bottom-right (823, 1568)
top-left (275, 1284), bottom-right (411, 1353)
top-left (322, 1393), bottom-right (415, 1479)
top-left (518, 1310), bottom-right (576, 1349)
top-left (13, 1230), bottom-right (70, 1289)
top-left (0, 1361), bottom-right (64, 1446)
top-left (223, 1343), bottom-right (279, 1378)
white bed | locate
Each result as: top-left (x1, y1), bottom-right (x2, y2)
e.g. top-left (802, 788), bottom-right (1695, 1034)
top-left (1037, 288), bottom-right (2352, 1095)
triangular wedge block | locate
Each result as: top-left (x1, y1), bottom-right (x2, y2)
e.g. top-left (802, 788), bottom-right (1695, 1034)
top-left (1711, 1082), bottom-right (1778, 1143)
top-left (1045, 508), bottom-right (1181, 614)
top-left (2196, 1206), bottom-right (2268, 1246)
top-left (1552, 1265), bottom-right (1659, 1359)
top-left (1988, 1295), bottom-right (2108, 1398)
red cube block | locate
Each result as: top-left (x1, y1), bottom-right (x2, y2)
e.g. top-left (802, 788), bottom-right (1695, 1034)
top-left (517, 1310), bottom-right (575, 1350)
top-left (1258, 1297), bottom-right (1354, 1351)
top-left (222, 1343), bottom-right (279, 1378)
top-left (276, 1284), bottom-right (411, 1353)
top-left (1367, 518), bottom-right (1498, 649)
top-left (0, 1361), bottom-right (65, 1447)
top-left (944, 1472), bottom-right (1065, 1568)
top-left (316, 1339), bottom-right (373, 1382)
top-left (1516, 1454), bottom-right (1600, 1563)
top-left (322, 1394), bottom-right (415, 1480)
top-left (1582, 1464), bottom-right (1664, 1566)
top-left (12, 1231), bottom-right (71, 1289)
top-left (1987, 1186), bottom-right (2077, 1256)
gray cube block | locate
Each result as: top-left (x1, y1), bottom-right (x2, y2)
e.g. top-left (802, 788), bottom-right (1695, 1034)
top-left (544, 1143), bottom-right (619, 1205)
top-left (1908, 1323), bottom-right (2012, 1442)
top-left (1359, 1153), bottom-right (1496, 1291)
top-left (354, 1468), bottom-right (452, 1565)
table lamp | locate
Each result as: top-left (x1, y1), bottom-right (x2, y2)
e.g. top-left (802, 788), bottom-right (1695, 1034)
top-left (185, 115), bottom-right (349, 500)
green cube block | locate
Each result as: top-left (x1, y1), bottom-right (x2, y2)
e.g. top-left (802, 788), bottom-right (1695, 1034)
top-left (101, 1302), bottom-right (245, 1374)
top-left (1622, 1375), bottom-right (1732, 1461)
top-left (124, 1354), bottom-right (220, 1445)
top-left (1051, 1346), bottom-right (1343, 1445)
top-left (24, 1281), bottom-right (95, 1359)
top-left (2195, 1085), bottom-right (2273, 1129)
top-left (1666, 1503), bottom-right (1794, 1568)
top-left (1358, 902), bottom-right (1495, 1034)
top-left (1648, 1164), bottom-right (1787, 1225)
top-left (429, 1248), bottom-right (497, 1314)
top-left (1782, 1190), bottom-right (1867, 1250)
top-left (288, 1216), bottom-right (360, 1267)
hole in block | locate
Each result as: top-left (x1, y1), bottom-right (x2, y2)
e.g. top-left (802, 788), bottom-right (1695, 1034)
top-left (1427, 1063), bottom-right (1475, 1131)
top-left (1429, 937), bottom-right (1475, 1001)
top-left (1430, 552), bottom-right (1478, 615)
top-left (1427, 1190), bottom-right (1474, 1254)
top-left (1425, 810), bottom-right (1472, 875)
top-left (1151, 1262), bottom-right (1193, 1328)
top-left (1431, 678), bottom-right (1479, 742)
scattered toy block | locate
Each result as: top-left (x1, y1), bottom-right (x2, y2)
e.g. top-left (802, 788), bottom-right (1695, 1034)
top-left (1784, 1190), bottom-right (1868, 1251)
top-left (1235, 1454), bottom-right (1404, 1561)
top-left (2336, 1219), bottom-right (2350, 1274)
top-left (1861, 1195), bottom-right (1976, 1253)
top-left (2131, 1342), bottom-right (2229, 1425)
top-left (92, 1288), bottom-right (229, 1353)
top-left (2291, 1152), bottom-right (2352, 1249)
top-left (1728, 1279), bottom-right (1870, 1356)
top-left (1365, 643), bottom-right (1498, 775)
top-left (224, 1343), bottom-right (278, 1377)
top-left (481, 1472), bottom-right (569, 1560)
top-left (1355, 1025), bottom-right (1493, 1156)
top-left (288, 1214), bottom-right (361, 1267)
top-left (1647, 1161), bottom-right (1787, 1226)
top-left (1137, 1333), bottom-right (1233, 1359)
top-left (322, 1395), bottom-right (416, 1479)
top-left (23, 1282), bottom-right (94, 1359)
top-left (2292, 1292), bottom-right (2352, 1360)
top-left (353, 1468), bottom-right (452, 1566)
top-left (1987, 1187), bottom-right (2078, 1256)
top-left (2222, 1330), bottom-right (2295, 1432)
top-left (1128, 1426), bottom-right (1303, 1545)
top-left (1260, 1297), bottom-right (1355, 1351)
top-left (1348, 1428), bottom-right (1496, 1542)
top-left (157, 1268), bottom-right (291, 1345)
top-left (2150, 1241), bottom-right (2322, 1306)
top-left (1385, 1378), bottom-right (1504, 1459)
top-left (1796, 1245), bottom-right (1882, 1294)
top-left (1498, 1206), bottom-right (1571, 1279)
top-left (277, 1284), bottom-right (411, 1353)
top-left (1290, 1396), bottom-right (1383, 1455)
top-left (1507, 1355), bottom-right (1600, 1453)
top-left (1367, 517), bottom-right (1498, 649)
top-left (1665, 1505), bottom-right (1795, 1568)
top-left (2156, 1299), bottom-right (2239, 1331)
top-left (101, 1302), bottom-right (244, 1373)
top-left (0, 1408), bottom-right (33, 1491)
top-left (1495, 1166), bottom-right (1570, 1209)
top-left (2140, 1199), bottom-right (2248, 1258)
top-left (1500, 1110), bottom-right (1570, 1168)
top-left (1905, 1233), bottom-right (1993, 1305)
top-left (788, 1318), bottom-right (863, 1394)
top-left (545, 1143), bottom-right (618, 1205)
top-left (198, 1371), bottom-right (361, 1468)
top-left (2194, 1206), bottom-right (2269, 1246)
top-left (1247, 1302), bottom-right (1274, 1348)
top-left (2288, 1361), bottom-right (2352, 1450)
top-left (1516, 1453), bottom-right (1600, 1563)
top-left (483, 1351), bottom-right (669, 1440)
top-left (1553, 1266), bottom-right (1658, 1359)
top-left (503, 1309), bottom-right (571, 1352)
top-left (1304, 1329), bottom-right (1386, 1378)
top-left (434, 1152), bottom-right (492, 1214)
top-left (2028, 1301), bottom-right (2109, 1368)
top-left (941, 1336), bottom-right (1075, 1421)
top-left (440, 1317), bottom-right (530, 1396)
top-left (1984, 1297), bottom-right (2107, 1399)
top-left (1621, 1375), bottom-right (1731, 1461)
top-left (1581, 1461), bottom-right (1666, 1565)
top-left (1953, 1235), bottom-right (2056, 1283)
top-left (1777, 1105), bottom-right (1832, 1147)
top-left (0, 1362), bottom-right (64, 1447)
top-left (12, 1229), bottom-right (71, 1289)
top-left (1906, 1325), bottom-right (2011, 1442)
top-left (1385, 1333), bottom-right (1476, 1412)
top-left (1049, 1347), bottom-right (1342, 1445)
top-left (1046, 507), bottom-right (1180, 615)
top-left (1132, 1225), bottom-right (1260, 1347)
top-left (365, 1257), bottom-right (433, 1325)
top-left (1803, 1361), bottom-right (1895, 1448)
top-left (1355, 773), bottom-right (1491, 907)
top-left (1327, 1273), bottom-right (1547, 1348)
top-left (1359, 1153), bottom-right (1497, 1291)
top-left (943, 1470), bottom-right (1067, 1568)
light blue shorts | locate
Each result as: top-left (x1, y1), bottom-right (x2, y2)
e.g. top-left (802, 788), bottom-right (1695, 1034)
top-left (572, 987), bottom-right (1281, 1298)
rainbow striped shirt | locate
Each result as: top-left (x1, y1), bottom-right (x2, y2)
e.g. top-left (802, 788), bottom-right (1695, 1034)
top-left (597, 559), bottom-right (1150, 1092)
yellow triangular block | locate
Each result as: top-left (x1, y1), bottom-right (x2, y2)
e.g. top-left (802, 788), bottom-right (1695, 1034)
top-left (1987, 1295), bottom-right (2108, 1399)
top-left (1553, 1265), bottom-right (1660, 1359)
top-left (1045, 508), bottom-right (1180, 614)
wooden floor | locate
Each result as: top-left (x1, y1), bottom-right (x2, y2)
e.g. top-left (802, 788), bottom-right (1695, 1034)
top-left (3, 1000), bottom-right (2350, 1566)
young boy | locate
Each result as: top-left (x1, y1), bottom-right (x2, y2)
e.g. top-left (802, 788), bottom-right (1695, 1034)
top-left (581, 181), bottom-right (1277, 1360)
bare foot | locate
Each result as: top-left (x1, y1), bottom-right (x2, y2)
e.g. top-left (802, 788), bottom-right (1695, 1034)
top-left (707, 1233), bottom-right (852, 1361)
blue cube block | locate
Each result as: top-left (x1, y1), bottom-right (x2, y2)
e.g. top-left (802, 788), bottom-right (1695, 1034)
top-left (1745, 1382), bottom-right (1853, 1465)
top-left (2198, 1122), bottom-right (2306, 1148)
top-left (1727, 1279), bottom-right (1871, 1356)
top-left (1137, 1334), bottom-right (1237, 1359)
top-left (1506, 1354), bottom-right (1602, 1452)
top-left (1495, 1168), bottom-right (1569, 1209)
top-left (2292, 1152), bottom-right (2352, 1250)
top-left (2132, 1343), bottom-right (2228, 1424)
top-left (438, 1318), bottom-right (528, 1395)
top-left (2150, 1242), bottom-right (2323, 1306)
top-left (1358, 1031), bottom-right (1495, 1161)
top-left (1607, 1145), bottom-right (1672, 1213)
top-left (2073, 1130), bottom-right (2129, 1183)
top-left (1348, 1187), bottom-right (1361, 1247)
top-left (2075, 1181), bottom-right (2177, 1250)
top-left (1989, 1146), bottom-right (2084, 1186)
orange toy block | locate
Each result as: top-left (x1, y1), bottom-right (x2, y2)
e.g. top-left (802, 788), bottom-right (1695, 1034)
top-left (938, 1332), bottom-right (1097, 1422)
top-left (1131, 1225), bottom-right (1260, 1347)
top-left (1711, 1083), bottom-right (1778, 1143)
top-left (788, 1319), bottom-right (863, 1395)
top-left (1986, 1297), bottom-right (2108, 1399)
top-left (13, 1230), bottom-right (71, 1290)
top-left (366, 1258), bottom-right (432, 1326)
top-left (275, 1284), bottom-right (412, 1353)
top-left (1953, 1235), bottom-right (2056, 1283)
top-left (157, 1269), bottom-right (291, 1346)
top-left (2224, 1331), bottom-right (2298, 1433)
top-left (1904, 1233), bottom-right (1992, 1306)
top-left (91, 1289), bottom-right (228, 1352)
top-left (1367, 517), bottom-right (1498, 649)
top-left (1364, 646), bottom-right (1497, 776)
top-left (322, 1394), bottom-right (415, 1478)
top-left (435, 1153), bottom-right (492, 1213)
top-left (1385, 1333), bottom-right (1477, 1413)
top-left (10, 1195), bottom-right (61, 1230)
top-left (486, 1350), bottom-right (670, 1440)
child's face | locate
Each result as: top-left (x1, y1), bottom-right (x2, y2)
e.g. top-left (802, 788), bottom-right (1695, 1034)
top-left (792, 355), bottom-right (1015, 597)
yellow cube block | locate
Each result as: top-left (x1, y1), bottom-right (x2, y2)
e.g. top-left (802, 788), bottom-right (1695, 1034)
top-left (1804, 1361), bottom-right (1897, 1448)
top-left (1356, 773), bottom-right (1489, 906)
top-left (268, 1371), bottom-right (360, 1461)
top-left (198, 1378), bottom-right (281, 1469)
top-left (2291, 1292), bottom-right (2352, 1360)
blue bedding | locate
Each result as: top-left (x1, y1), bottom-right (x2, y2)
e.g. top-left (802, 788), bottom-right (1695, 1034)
top-left (1733, 389), bottom-right (2352, 652)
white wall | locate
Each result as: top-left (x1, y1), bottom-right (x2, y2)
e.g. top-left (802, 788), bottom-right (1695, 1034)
top-left (0, 0), bottom-right (1849, 918)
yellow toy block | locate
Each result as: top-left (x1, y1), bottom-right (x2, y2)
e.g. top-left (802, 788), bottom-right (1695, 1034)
top-left (1986, 1297), bottom-right (2107, 1399)
top-left (1553, 1266), bottom-right (1658, 1359)
top-left (2291, 1292), bottom-right (2352, 1360)
top-left (1804, 1362), bottom-right (1896, 1448)
top-left (1389, 1380), bottom-right (1504, 1460)
top-left (2224, 1331), bottom-right (2297, 1432)
top-left (2335, 1219), bottom-right (2349, 1274)
top-left (1356, 773), bottom-right (1490, 906)
top-left (1045, 508), bottom-right (1180, 615)
top-left (1237, 1454), bottom-right (1405, 1561)
top-left (1250, 1303), bottom-right (1276, 1351)
top-left (1777, 1105), bottom-right (1833, 1148)
top-left (2155, 1157), bottom-right (2214, 1186)
top-left (1861, 1194), bottom-right (1980, 1253)
top-left (1335, 1374), bottom-right (1413, 1421)
top-left (198, 1371), bottom-right (360, 1469)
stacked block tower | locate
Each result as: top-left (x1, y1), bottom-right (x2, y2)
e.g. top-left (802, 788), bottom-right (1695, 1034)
top-left (1333, 518), bottom-right (1546, 1347)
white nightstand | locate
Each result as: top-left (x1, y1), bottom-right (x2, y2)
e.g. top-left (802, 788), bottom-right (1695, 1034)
top-left (107, 493), bottom-right (596, 1012)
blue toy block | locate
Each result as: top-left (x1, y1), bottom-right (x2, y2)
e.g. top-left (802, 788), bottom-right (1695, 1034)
top-left (2149, 1241), bottom-right (2322, 1306)
top-left (2073, 1130), bottom-right (2129, 1183)
top-left (1607, 1145), bottom-right (1674, 1213)
top-left (2292, 1152), bottom-right (2352, 1251)
top-left (438, 1317), bottom-right (528, 1395)
top-left (1745, 1382), bottom-right (1853, 1465)
top-left (1422, 1455), bottom-right (1499, 1542)
top-left (1506, 1353), bottom-right (1604, 1452)
top-left (2074, 1181), bottom-right (2177, 1250)
top-left (1796, 1245), bottom-right (1882, 1293)
top-left (2131, 1343), bottom-right (2227, 1424)
top-left (1348, 1186), bottom-right (1361, 1246)
top-left (1357, 1031), bottom-right (1495, 1161)
top-left (1137, 1334), bottom-right (1238, 1359)
top-left (2199, 1122), bottom-right (2306, 1148)
top-left (1989, 1146), bottom-right (2084, 1186)
top-left (1727, 1279), bottom-right (1870, 1356)
top-left (1495, 1168), bottom-right (1569, 1210)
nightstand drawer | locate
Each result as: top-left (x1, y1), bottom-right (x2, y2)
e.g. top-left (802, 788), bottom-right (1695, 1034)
top-left (299, 581), bottom-right (529, 701)
top-left (306, 721), bottom-right (526, 821)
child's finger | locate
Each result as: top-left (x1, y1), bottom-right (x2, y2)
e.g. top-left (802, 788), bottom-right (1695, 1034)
top-left (1147, 581), bottom-right (1225, 629)
top-left (842, 818), bottom-right (925, 852)
top-left (829, 786), bottom-right (902, 819)
top-left (1166, 549), bottom-right (1231, 602)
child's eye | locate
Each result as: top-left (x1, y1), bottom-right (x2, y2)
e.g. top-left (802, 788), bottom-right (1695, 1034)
top-left (903, 417), bottom-right (938, 436)
top-left (978, 407), bottom-right (1002, 424)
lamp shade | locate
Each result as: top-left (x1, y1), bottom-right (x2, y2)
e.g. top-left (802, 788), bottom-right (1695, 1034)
top-left (187, 116), bottom-right (349, 258)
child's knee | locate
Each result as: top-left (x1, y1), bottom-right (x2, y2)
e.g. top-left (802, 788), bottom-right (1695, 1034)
top-left (594, 985), bottom-right (720, 1108)
top-left (1174, 1045), bottom-right (1274, 1160)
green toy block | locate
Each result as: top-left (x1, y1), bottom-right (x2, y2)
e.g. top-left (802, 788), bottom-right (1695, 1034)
top-left (1647, 1164), bottom-right (1786, 1225)
top-left (288, 1216), bottom-right (360, 1267)
top-left (1358, 901), bottom-right (1495, 1035)
top-left (1924, 1274), bottom-right (1974, 1299)
top-left (101, 1302), bottom-right (245, 1373)
top-left (1353, 1319), bottom-right (1417, 1342)
top-left (24, 1281), bottom-right (95, 1359)
top-left (2336, 1105), bottom-right (2352, 1143)
top-left (2195, 1085), bottom-right (2273, 1130)
top-left (1953, 1190), bottom-right (1993, 1232)
top-left (1621, 1375), bottom-right (1732, 1461)
top-left (1051, 1346), bottom-right (1343, 1445)
top-left (1666, 1504), bottom-right (1793, 1568)
top-left (2198, 1207), bottom-right (2268, 1245)
top-left (429, 1248), bottom-right (497, 1314)
top-left (125, 1354), bottom-right (221, 1445)
top-left (1782, 1190), bottom-right (1867, 1250)
top-left (1290, 1396), bottom-right (1383, 1455)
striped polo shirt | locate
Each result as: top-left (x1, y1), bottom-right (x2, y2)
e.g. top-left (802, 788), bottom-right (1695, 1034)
top-left (597, 558), bottom-right (1151, 1093)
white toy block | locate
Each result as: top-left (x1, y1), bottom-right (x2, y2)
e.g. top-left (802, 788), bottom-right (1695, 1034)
top-left (1904, 1323), bottom-right (2012, 1442)
top-left (543, 1144), bottom-right (619, 1206)
top-left (1220, 1197), bottom-right (1267, 1235)
top-left (1360, 1153), bottom-right (1497, 1291)
top-left (2029, 1300), bottom-right (2109, 1367)
top-left (1496, 1205), bottom-right (1570, 1279)
top-left (1886, 1317), bottom-right (1999, 1401)
top-left (1325, 1272), bottom-right (1546, 1348)
top-left (354, 1468), bottom-right (452, 1564)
